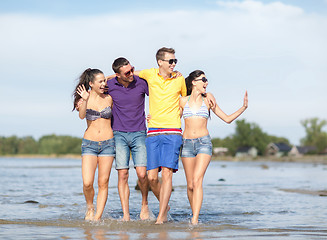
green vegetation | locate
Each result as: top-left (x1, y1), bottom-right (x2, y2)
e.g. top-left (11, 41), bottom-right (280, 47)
top-left (38, 135), bottom-right (81, 154)
top-left (300, 118), bottom-right (327, 154)
top-left (0, 134), bottom-right (81, 155)
top-left (0, 117), bottom-right (326, 156)
top-left (211, 119), bottom-right (290, 155)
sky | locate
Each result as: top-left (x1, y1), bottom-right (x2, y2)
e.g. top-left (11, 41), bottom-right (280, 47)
top-left (1, 0), bottom-right (327, 145)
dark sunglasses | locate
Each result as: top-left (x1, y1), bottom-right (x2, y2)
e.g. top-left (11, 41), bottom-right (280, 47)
top-left (124, 66), bottom-right (134, 77)
top-left (162, 58), bottom-right (178, 65)
top-left (194, 77), bottom-right (208, 83)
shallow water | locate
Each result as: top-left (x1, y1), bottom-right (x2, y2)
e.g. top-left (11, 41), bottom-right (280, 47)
top-left (0, 157), bottom-right (327, 239)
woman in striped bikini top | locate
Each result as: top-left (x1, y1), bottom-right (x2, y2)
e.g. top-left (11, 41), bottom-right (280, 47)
top-left (72, 68), bottom-right (114, 221)
top-left (179, 69), bottom-right (248, 225)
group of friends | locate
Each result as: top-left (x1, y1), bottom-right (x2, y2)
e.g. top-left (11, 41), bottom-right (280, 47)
top-left (72, 47), bottom-right (248, 225)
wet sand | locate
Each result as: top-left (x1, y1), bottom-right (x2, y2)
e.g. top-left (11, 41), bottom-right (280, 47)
top-left (279, 189), bottom-right (327, 197)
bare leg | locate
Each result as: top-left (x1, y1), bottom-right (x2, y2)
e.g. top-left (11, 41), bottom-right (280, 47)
top-left (93, 156), bottom-right (114, 221)
top-left (117, 168), bottom-right (130, 221)
top-left (190, 154), bottom-right (211, 225)
top-left (181, 157), bottom-right (196, 213)
top-left (156, 167), bottom-right (173, 224)
top-left (135, 166), bottom-right (150, 220)
top-left (82, 155), bottom-right (98, 220)
top-left (147, 168), bottom-right (161, 200)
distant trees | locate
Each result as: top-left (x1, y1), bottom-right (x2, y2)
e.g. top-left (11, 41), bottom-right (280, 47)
top-left (211, 119), bottom-right (290, 156)
top-left (300, 118), bottom-right (327, 153)
top-left (0, 135), bottom-right (81, 155)
top-left (233, 119), bottom-right (270, 155)
top-left (39, 135), bottom-right (81, 154)
top-left (1, 118), bottom-right (326, 156)
top-left (211, 117), bottom-right (327, 156)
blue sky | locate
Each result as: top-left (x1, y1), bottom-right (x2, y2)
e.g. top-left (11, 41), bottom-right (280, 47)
top-left (1, 0), bottom-right (327, 145)
top-left (1, 0), bottom-right (327, 15)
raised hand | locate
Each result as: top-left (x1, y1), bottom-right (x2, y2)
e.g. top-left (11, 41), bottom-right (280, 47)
top-left (77, 85), bottom-right (90, 101)
top-left (243, 91), bottom-right (248, 109)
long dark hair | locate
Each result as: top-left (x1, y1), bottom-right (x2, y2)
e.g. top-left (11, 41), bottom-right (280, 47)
top-left (72, 68), bottom-right (103, 111)
top-left (185, 70), bottom-right (210, 118)
top-left (185, 70), bottom-right (205, 95)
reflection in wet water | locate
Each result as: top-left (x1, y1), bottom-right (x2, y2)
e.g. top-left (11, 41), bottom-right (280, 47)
top-left (0, 157), bottom-right (327, 239)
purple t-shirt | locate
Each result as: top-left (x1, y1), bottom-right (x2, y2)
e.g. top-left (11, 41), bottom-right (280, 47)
top-left (107, 76), bottom-right (148, 132)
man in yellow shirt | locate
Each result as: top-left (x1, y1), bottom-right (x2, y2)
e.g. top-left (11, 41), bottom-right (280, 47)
top-left (135, 47), bottom-right (186, 224)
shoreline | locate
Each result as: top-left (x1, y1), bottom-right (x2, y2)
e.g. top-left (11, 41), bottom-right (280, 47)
top-left (212, 155), bottom-right (327, 164)
top-left (1, 154), bottom-right (327, 163)
top-left (0, 154), bottom-right (82, 160)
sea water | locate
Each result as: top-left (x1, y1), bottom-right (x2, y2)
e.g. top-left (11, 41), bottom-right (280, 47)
top-left (0, 157), bottom-right (326, 239)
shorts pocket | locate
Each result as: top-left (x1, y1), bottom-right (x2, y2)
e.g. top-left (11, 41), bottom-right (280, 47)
top-left (199, 135), bottom-right (212, 145)
top-left (81, 140), bottom-right (91, 148)
top-left (108, 139), bottom-right (116, 152)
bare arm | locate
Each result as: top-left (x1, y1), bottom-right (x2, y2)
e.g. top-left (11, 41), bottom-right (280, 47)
top-left (105, 73), bottom-right (116, 80)
top-left (210, 91), bottom-right (248, 124)
top-left (179, 97), bottom-right (187, 118)
top-left (76, 85), bottom-right (90, 119)
top-left (134, 70), bottom-right (181, 78)
top-left (205, 92), bottom-right (217, 108)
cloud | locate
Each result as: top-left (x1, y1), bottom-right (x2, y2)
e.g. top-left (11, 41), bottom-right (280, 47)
top-left (1, 1), bottom-right (327, 144)
top-left (216, 0), bottom-right (304, 16)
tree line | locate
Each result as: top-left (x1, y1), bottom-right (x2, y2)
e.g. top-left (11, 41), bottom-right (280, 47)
top-left (213, 117), bottom-right (327, 155)
top-left (0, 135), bottom-right (81, 155)
top-left (1, 118), bottom-right (326, 156)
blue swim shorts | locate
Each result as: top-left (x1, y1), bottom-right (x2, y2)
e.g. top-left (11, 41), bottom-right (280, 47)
top-left (146, 128), bottom-right (182, 172)
top-left (81, 138), bottom-right (115, 157)
top-left (181, 135), bottom-right (212, 158)
top-left (114, 130), bottom-right (147, 169)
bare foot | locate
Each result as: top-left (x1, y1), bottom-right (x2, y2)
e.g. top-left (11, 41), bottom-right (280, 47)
top-left (85, 205), bottom-right (94, 221)
top-left (191, 218), bottom-right (198, 225)
top-left (155, 205), bottom-right (170, 224)
top-left (93, 212), bottom-right (103, 221)
top-left (119, 215), bottom-right (130, 222)
top-left (140, 204), bottom-right (150, 220)
top-left (163, 205), bottom-right (170, 222)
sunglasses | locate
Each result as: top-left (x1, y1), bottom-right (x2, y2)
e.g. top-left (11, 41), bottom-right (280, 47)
top-left (162, 58), bottom-right (178, 65)
top-left (194, 77), bottom-right (208, 83)
top-left (124, 66), bottom-right (134, 77)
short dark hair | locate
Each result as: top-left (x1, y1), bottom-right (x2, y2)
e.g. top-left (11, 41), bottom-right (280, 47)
top-left (112, 57), bottom-right (130, 73)
top-left (156, 47), bottom-right (175, 62)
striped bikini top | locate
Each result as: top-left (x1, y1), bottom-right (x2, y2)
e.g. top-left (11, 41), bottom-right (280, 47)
top-left (182, 97), bottom-right (209, 119)
top-left (86, 106), bottom-right (112, 121)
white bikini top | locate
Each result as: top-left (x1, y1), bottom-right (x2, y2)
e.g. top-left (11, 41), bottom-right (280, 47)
top-left (182, 97), bottom-right (209, 119)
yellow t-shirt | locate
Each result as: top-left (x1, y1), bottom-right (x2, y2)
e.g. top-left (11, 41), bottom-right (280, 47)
top-left (139, 68), bottom-right (187, 128)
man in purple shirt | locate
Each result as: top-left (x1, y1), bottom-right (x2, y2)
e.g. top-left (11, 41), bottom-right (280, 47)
top-left (107, 57), bottom-right (150, 221)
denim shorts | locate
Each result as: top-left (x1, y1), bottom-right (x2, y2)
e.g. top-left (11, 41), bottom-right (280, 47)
top-left (114, 130), bottom-right (147, 169)
top-left (146, 133), bottom-right (182, 172)
top-left (181, 135), bottom-right (212, 158)
top-left (81, 138), bottom-right (115, 157)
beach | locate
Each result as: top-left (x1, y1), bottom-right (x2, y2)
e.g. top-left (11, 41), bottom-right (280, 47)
top-left (1, 157), bottom-right (327, 239)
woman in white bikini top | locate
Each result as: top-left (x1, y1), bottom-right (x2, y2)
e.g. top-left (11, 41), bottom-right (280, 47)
top-left (179, 69), bottom-right (248, 225)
